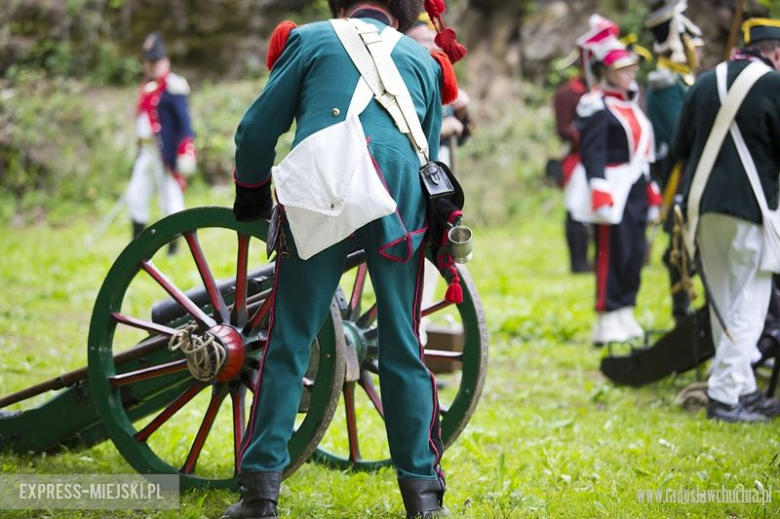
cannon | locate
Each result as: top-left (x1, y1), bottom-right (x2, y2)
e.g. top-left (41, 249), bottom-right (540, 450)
top-left (0, 207), bottom-right (488, 490)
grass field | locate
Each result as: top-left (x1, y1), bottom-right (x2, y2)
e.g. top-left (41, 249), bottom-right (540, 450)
top-left (1, 182), bottom-right (779, 519)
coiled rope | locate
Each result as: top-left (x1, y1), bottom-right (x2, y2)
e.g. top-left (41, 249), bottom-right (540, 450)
top-left (168, 324), bottom-right (226, 382)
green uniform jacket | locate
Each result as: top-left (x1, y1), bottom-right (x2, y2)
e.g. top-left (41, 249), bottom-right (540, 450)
top-left (674, 59), bottom-right (780, 224)
top-left (234, 18), bottom-right (443, 261)
top-left (646, 69), bottom-right (687, 190)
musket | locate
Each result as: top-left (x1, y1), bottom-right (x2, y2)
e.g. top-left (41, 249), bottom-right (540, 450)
top-left (84, 189), bottom-right (127, 247)
top-left (448, 134), bottom-right (458, 177)
top-left (725, 0), bottom-right (747, 60)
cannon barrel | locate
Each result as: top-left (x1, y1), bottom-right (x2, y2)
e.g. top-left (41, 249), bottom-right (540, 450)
top-left (150, 250), bottom-right (366, 326)
top-left (151, 264), bottom-right (274, 325)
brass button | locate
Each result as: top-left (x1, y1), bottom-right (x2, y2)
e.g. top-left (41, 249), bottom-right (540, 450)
top-left (331, 108), bottom-right (341, 117)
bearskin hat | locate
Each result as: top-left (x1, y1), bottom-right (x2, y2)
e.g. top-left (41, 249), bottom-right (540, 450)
top-left (328, 0), bottom-right (424, 33)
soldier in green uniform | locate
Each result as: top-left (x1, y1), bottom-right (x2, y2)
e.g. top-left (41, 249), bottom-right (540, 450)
top-left (675, 18), bottom-right (780, 423)
top-left (222, 1), bottom-right (465, 517)
top-left (644, 0), bottom-right (704, 323)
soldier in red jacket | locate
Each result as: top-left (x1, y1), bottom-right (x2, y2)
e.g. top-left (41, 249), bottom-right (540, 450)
top-left (566, 20), bottom-right (662, 345)
top-left (553, 70), bottom-right (590, 273)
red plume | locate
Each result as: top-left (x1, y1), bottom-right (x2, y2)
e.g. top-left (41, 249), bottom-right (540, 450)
top-left (430, 50), bottom-right (459, 105)
top-left (267, 20), bottom-right (297, 70)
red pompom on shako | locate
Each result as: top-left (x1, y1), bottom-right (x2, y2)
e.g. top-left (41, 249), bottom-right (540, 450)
top-left (424, 0), bottom-right (467, 63)
top-left (267, 20), bottom-right (298, 70)
top-left (425, 0), bottom-right (446, 17)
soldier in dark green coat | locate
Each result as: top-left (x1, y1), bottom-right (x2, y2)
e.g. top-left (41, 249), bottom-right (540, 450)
top-left (644, 0), bottom-right (704, 323)
top-left (674, 18), bottom-right (780, 423)
top-left (223, 1), bottom-right (464, 517)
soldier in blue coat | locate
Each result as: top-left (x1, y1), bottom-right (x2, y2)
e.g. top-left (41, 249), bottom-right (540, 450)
top-left (127, 32), bottom-right (196, 250)
top-left (223, 1), bottom-right (464, 517)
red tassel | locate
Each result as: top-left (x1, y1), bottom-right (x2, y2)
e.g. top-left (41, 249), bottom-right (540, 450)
top-left (429, 50), bottom-right (459, 104)
top-left (444, 268), bottom-right (463, 304)
top-left (266, 20), bottom-right (297, 70)
top-left (425, 0), bottom-right (446, 18)
top-left (435, 28), bottom-right (468, 63)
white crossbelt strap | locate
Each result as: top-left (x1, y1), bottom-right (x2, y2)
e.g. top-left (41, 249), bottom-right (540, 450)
top-left (716, 61), bottom-right (774, 216)
top-left (331, 18), bottom-right (429, 164)
top-left (684, 61), bottom-right (770, 256)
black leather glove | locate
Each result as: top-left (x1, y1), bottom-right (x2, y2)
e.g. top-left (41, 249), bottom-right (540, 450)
top-left (233, 182), bottom-right (273, 222)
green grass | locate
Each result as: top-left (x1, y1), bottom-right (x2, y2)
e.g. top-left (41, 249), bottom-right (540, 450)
top-left (1, 182), bottom-right (779, 518)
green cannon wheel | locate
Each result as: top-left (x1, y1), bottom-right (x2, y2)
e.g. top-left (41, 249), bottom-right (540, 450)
top-left (312, 256), bottom-right (488, 471)
top-left (88, 207), bottom-right (345, 490)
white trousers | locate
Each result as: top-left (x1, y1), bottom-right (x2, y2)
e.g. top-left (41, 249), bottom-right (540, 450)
top-left (127, 145), bottom-right (184, 224)
top-left (698, 213), bottom-right (772, 405)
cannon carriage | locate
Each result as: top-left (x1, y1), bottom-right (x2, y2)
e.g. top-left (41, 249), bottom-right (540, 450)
top-left (0, 207), bottom-right (488, 490)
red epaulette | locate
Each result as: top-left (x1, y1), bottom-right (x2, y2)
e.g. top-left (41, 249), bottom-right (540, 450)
top-left (267, 20), bottom-right (298, 71)
top-left (430, 50), bottom-right (459, 105)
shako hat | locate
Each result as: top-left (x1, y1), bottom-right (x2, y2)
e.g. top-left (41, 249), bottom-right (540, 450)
top-left (576, 15), bottom-right (632, 86)
top-left (644, 0), bottom-right (703, 64)
top-left (742, 18), bottom-right (780, 45)
top-left (141, 32), bottom-right (167, 61)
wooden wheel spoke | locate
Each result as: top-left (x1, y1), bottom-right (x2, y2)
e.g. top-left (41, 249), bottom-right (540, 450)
top-left (344, 381), bottom-right (362, 462)
top-left (231, 233), bottom-right (250, 328)
top-left (184, 231), bottom-right (230, 324)
top-left (247, 334), bottom-right (268, 352)
top-left (349, 264), bottom-right (368, 319)
top-left (357, 371), bottom-right (384, 418)
top-left (423, 349), bottom-right (463, 362)
top-left (422, 299), bottom-right (453, 318)
top-left (181, 384), bottom-right (229, 474)
top-left (245, 294), bottom-right (273, 336)
top-left (356, 303), bottom-right (378, 329)
top-left (134, 381), bottom-right (207, 442)
top-left (111, 313), bottom-right (178, 337)
top-left (363, 359), bottom-right (379, 375)
top-left (241, 371), bottom-right (257, 394)
top-left (109, 359), bottom-right (190, 388)
top-left (230, 384), bottom-right (247, 470)
top-left (140, 260), bottom-right (216, 329)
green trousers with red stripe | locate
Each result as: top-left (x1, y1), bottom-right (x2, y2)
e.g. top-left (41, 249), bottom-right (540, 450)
top-left (239, 232), bottom-right (443, 481)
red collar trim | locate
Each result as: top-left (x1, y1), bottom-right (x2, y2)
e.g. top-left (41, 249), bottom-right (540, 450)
top-left (601, 87), bottom-right (630, 101)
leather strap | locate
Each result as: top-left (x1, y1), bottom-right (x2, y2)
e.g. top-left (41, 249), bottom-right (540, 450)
top-left (331, 18), bottom-right (429, 164)
top-left (684, 61), bottom-right (770, 256)
top-left (716, 61), bottom-right (775, 217)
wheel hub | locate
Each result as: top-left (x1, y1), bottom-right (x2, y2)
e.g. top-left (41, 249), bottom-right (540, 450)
top-left (169, 324), bottom-right (246, 382)
top-left (343, 321), bottom-right (368, 364)
top-left (210, 325), bottom-right (246, 382)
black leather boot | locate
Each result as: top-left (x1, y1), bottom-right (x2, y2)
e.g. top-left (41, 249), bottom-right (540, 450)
top-left (132, 221), bottom-right (145, 239)
top-left (565, 213), bottom-right (591, 273)
top-left (221, 472), bottom-right (281, 519)
top-left (398, 477), bottom-right (446, 519)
